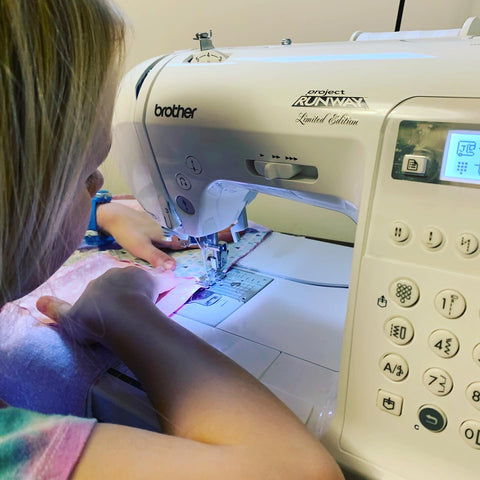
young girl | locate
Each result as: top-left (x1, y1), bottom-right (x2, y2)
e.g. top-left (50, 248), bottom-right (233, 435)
top-left (0, 1), bottom-right (344, 478)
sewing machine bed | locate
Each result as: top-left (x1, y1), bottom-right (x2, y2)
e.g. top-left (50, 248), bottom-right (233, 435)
top-left (89, 232), bottom-right (353, 436)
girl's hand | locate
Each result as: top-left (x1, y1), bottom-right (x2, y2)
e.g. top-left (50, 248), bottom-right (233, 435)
top-left (96, 201), bottom-right (241, 268)
top-left (36, 266), bottom-right (159, 345)
top-left (96, 202), bottom-right (178, 270)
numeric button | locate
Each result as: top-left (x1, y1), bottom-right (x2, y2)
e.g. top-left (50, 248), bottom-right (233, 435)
top-left (428, 330), bottom-right (459, 358)
top-left (466, 382), bottom-right (480, 411)
top-left (434, 289), bottom-right (466, 319)
top-left (423, 368), bottom-right (453, 396)
top-left (460, 420), bottom-right (480, 449)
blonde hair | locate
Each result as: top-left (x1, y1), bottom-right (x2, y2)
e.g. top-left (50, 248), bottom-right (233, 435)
top-left (0, 0), bottom-right (125, 304)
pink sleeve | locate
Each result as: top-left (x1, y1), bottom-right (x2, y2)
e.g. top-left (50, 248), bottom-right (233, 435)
top-left (34, 416), bottom-right (96, 480)
top-left (0, 405), bottom-right (96, 480)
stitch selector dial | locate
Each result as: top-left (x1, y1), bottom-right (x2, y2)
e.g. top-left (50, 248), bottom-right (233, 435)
top-left (191, 50), bottom-right (228, 63)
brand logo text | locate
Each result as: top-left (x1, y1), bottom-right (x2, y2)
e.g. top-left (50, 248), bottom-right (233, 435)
top-left (292, 90), bottom-right (367, 109)
top-left (154, 104), bottom-right (197, 119)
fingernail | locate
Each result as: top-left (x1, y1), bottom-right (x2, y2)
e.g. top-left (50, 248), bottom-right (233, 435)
top-left (164, 260), bottom-right (175, 270)
top-left (37, 318), bottom-right (58, 327)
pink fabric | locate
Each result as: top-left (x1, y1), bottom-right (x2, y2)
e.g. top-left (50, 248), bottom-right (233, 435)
top-left (0, 251), bottom-right (200, 416)
top-left (14, 251), bottom-right (199, 321)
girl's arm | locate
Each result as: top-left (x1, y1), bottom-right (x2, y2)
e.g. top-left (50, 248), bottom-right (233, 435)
top-left (37, 267), bottom-right (344, 480)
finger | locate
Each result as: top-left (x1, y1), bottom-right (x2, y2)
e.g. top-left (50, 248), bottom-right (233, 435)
top-left (147, 246), bottom-right (177, 270)
top-left (169, 236), bottom-right (197, 250)
top-left (36, 295), bottom-right (72, 323)
top-left (130, 242), bottom-right (176, 270)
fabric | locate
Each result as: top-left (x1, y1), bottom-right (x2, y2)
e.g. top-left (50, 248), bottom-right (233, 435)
top-left (169, 226), bottom-right (271, 278)
top-left (0, 402), bottom-right (95, 480)
top-left (16, 251), bottom-right (199, 322)
top-left (0, 252), bottom-right (199, 416)
top-left (0, 217), bottom-right (269, 418)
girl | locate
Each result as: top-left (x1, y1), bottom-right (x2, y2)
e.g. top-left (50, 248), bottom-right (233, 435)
top-left (0, 1), bottom-right (343, 479)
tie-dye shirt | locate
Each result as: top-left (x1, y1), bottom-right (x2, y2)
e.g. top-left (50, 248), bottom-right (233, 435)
top-left (0, 399), bottom-right (96, 480)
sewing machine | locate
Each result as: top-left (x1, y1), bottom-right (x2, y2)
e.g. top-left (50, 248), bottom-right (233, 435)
top-left (101, 17), bottom-right (480, 479)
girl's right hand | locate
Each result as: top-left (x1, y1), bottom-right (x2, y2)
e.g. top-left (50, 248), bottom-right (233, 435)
top-left (36, 266), bottom-right (160, 345)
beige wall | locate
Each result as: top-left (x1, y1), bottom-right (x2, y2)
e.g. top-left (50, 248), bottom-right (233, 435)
top-left (102, 0), bottom-right (480, 243)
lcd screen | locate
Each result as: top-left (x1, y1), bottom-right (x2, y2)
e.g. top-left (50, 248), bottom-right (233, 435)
top-left (440, 130), bottom-right (480, 185)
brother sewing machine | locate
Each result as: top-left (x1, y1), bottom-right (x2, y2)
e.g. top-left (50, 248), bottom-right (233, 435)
top-left (99, 17), bottom-right (480, 480)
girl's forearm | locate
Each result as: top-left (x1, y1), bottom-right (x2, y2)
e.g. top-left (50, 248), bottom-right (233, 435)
top-left (103, 295), bottom-right (313, 445)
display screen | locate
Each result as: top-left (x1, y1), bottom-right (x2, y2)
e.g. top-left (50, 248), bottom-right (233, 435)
top-left (440, 130), bottom-right (480, 185)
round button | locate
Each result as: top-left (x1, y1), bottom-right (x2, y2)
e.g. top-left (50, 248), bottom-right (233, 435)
top-left (422, 227), bottom-right (443, 249)
top-left (434, 289), bottom-right (466, 319)
top-left (423, 368), bottom-right (453, 396)
top-left (185, 156), bottom-right (202, 175)
top-left (428, 329), bottom-right (460, 358)
top-left (418, 405), bottom-right (447, 432)
top-left (175, 173), bottom-right (191, 190)
top-left (175, 196), bottom-right (195, 215)
top-left (379, 353), bottom-right (409, 381)
top-left (460, 420), bottom-right (480, 449)
top-left (466, 382), bottom-right (480, 411)
top-left (390, 221), bottom-right (410, 243)
top-left (384, 317), bottom-right (414, 345)
top-left (473, 343), bottom-right (480, 367)
top-left (389, 278), bottom-right (420, 307)
top-left (456, 233), bottom-right (478, 256)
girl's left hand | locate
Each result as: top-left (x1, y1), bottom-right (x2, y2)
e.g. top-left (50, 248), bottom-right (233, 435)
top-left (96, 201), bottom-right (178, 270)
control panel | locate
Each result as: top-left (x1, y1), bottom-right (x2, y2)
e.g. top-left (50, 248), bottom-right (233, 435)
top-left (339, 98), bottom-right (480, 479)
top-left (392, 120), bottom-right (480, 188)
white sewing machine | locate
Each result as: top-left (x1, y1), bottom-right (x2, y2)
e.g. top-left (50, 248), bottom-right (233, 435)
top-left (101, 17), bottom-right (480, 480)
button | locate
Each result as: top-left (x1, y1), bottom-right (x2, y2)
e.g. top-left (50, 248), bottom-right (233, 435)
top-left (460, 420), bottom-right (480, 449)
top-left (434, 289), bottom-right (466, 319)
top-left (175, 196), bottom-right (195, 215)
top-left (379, 353), bottom-right (409, 381)
top-left (389, 221), bottom-right (410, 243)
top-left (423, 368), bottom-right (453, 396)
top-left (473, 343), bottom-right (480, 367)
top-left (466, 382), bottom-right (480, 410)
top-left (418, 405), bottom-right (447, 432)
top-left (422, 227), bottom-right (443, 249)
top-left (185, 156), bottom-right (202, 175)
top-left (389, 278), bottom-right (420, 307)
top-left (377, 389), bottom-right (403, 416)
top-left (456, 233), bottom-right (479, 256)
top-left (428, 329), bottom-right (460, 358)
top-left (175, 173), bottom-right (191, 190)
top-left (254, 161), bottom-right (302, 180)
top-left (384, 317), bottom-right (414, 345)
top-left (401, 154), bottom-right (428, 176)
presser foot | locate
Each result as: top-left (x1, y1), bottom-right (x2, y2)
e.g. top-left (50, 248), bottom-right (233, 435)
top-left (196, 234), bottom-right (229, 286)
top-left (198, 268), bottom-right (227, 287)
